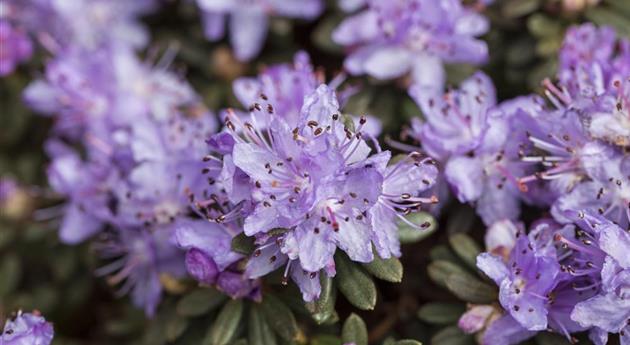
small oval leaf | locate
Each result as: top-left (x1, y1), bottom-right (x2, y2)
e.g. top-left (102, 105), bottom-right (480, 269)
top-left (395, 340), bottom-right (422, 345)
top-left (445, 274), bottom-right (497, 304)
top-left (166, 316), bottom-right (189, 342)
top-left (205, 299), bottom-right (244, 345)
top-left (427, 260), bottom-right (468, 288)
top-left (431, 326), bottom-right (475, 345)
top-left (417, 303), bottom-right (466, 325)
top-left (398, 212), bottom-right (437, 244)
top-left (336, 253), bottom-right (377, 310)
top-left (342, 313), bottom-right (368, 345)
top-left (306, 275), bottom-right (338, 325)
top-left (448, 233), bottom-right (482, 270)
top-left (363, 255), bottom-right (403, 283)
top-left (231, 233), bottom-right (256, 255)
top-left (249, 306), bottom-right (276, 345)
top-left (177, 288), bottom-right (228, 317)
top-left (260, 294), bottom-right (300, 342)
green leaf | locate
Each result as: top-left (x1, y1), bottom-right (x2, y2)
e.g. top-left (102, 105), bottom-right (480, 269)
top-left (342, 313), bottom-right (368, 345)
top-left (398, 212), bottom-right (437, 244)
top-left (605, 0), bottom-right (630, 17)
top-left (585, 7), bottom-right (630, 37)
top-left (445, 207), bottom-right (476, 235)
top-left (395, 340), bottom-right (422, 345)
top-left (260, 294), bottom-right (300, 342)
top-left (429, 246), bottom-right (460, 264)
top-left (535, 332), bottom-right (573, 345)
top-left (205, 299), bottom-right (244, 345)
top-left (445, 274), bottom-right (497, 304)
top-left (427, 260), bottom-right (468, 288)
top-left (177, 289), bottom-right (228, 317)
top-left (363, 255), bottom-right (403, 283)
top-left (311, 334), bottom-right (343, 345)
top-left (342, 114), bottom-right (356, 132)
top-left (527, 15), bottom-right (561, 38)
top-left (431, 326), bottom-right (475, 345)
top-left (0, 253), bottom-right (20, 296)
top-left (306, 275), bottom-right (338, 325)
top-left (417, 303), bottom-right (466, 325)
top-left (335, 253), bottom-right (377, 310)
top-left (249, 306), bottom-right (276, 345)
top-left (501, 0), bottom-right (540, 18)
top-left (166, 316), bottom-right (189, 342)
top-left (448, 233), bottom-right (482, 270)
top-left (231, 233), bottom-right (256, 255)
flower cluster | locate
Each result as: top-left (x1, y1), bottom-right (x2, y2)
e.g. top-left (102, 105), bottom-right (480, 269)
top-left (477, 213), bottom-right (630, 345)
top-left (333, 0), bottom-right (489, 90)
top-left (185, 53), bottom-right (439, 301)
top-left (1, 311), bottom-right (54, 345)
top-left (23, 39), bottom-right (220, 316)
top-left (405, 71), bottom-right (543, 225)
top-left (445, 23), bottom-right (630, 345)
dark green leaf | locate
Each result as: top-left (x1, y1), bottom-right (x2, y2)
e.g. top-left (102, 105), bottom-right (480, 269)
top-left (231, 233), bottom-right (256, 255)
top-left (311, 334), bottom-right (343, 345)
top-left (431, 326), bottom-right (475, 345)
top-left (395, 340), bottom-right (422, 345)
top-left (417, 303), bottom-right (466, 325)
top-left (342, 313), bottom-right (368, 345)
top-left (0, 253), bottom-right (20, 296)
top-left (205, 299), bottom-right (244, 345)
top-left (429, 246), bottom-right (460, 264)
top-left (363, 255), bottom-right (403, 283)
top-left (448, 233), bottom-right (481, 270)
top-left (166, 316), bottom-right (189, 342)
top-left (445, 274), bottom-right (497, 304)
top-left (260, 294), bottom-right (301, 342)
top-left (501, 0), bottom-right (540, 18)
top-left (427, 260), bottom-right (468, 288)
top-left (342, 114), bottom-right (356, 132)
top-left (336, 253), bottom-right (377, 310)
top-left (306, 275), bottom-right (338, 325)
top-left (249, 306), bottom-right (276, 345)
top-left (177, 289), bottom-right (227, 317)
top-left (399, 212), bottom-right (437, 243)
top-left (605, 0), bottom-right (630, 17)
top-left (535, 332), bottom-right (572, 345)
top-left (445, 207), bottom-right (476, 235)
top-left (585, 7), bottom-right (630, 37)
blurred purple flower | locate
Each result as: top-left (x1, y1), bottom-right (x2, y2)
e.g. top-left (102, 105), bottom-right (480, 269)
top-left (1, 311), bottom-right (54, 345)
top-left (95, 225), bottom-right (186, 317)
top-left (0, 20), bottom-right (33, 76)
top-left (197, 0), bottom-right (323, 61)
top-left (332, 0), bottom-right (488, 90)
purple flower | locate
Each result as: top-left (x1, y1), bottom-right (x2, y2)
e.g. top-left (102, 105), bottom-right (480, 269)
top-left (568, 213), bottom-right (630, 345)
top-left (407, 71), bottom-right (541, 225)
top-left (458, 305), bottom-right (496, 334)
top-left (174, 219), bottom-right (261, 299)
top-left (5, 0), bottom-right (156, 52)
top-left (477, 212), bottom-right (630, 343)
top-left (558, 24), bottom-right (629, 98)
top-left (197, 0), bottom-right (323, 61)
top-left (477, 230), bottom-right (562, 331)
top-left (515, 76), bottom-right (629, 228)
top-left (95, 225), bottom-right (186, 317)
top-left (332, 0), bottom-right (488, 89)
top-left (1, 311), bottom-right (54, 345)
top-left (0, 20), bottom-right (33, 76)
top-left (199, 82), bottom-right (438, 301)
top-left (232, 51), bottom-right (320, 127)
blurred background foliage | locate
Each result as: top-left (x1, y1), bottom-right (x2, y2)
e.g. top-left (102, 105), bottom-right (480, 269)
top-left (1, 0), bottom-right (629, 344)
